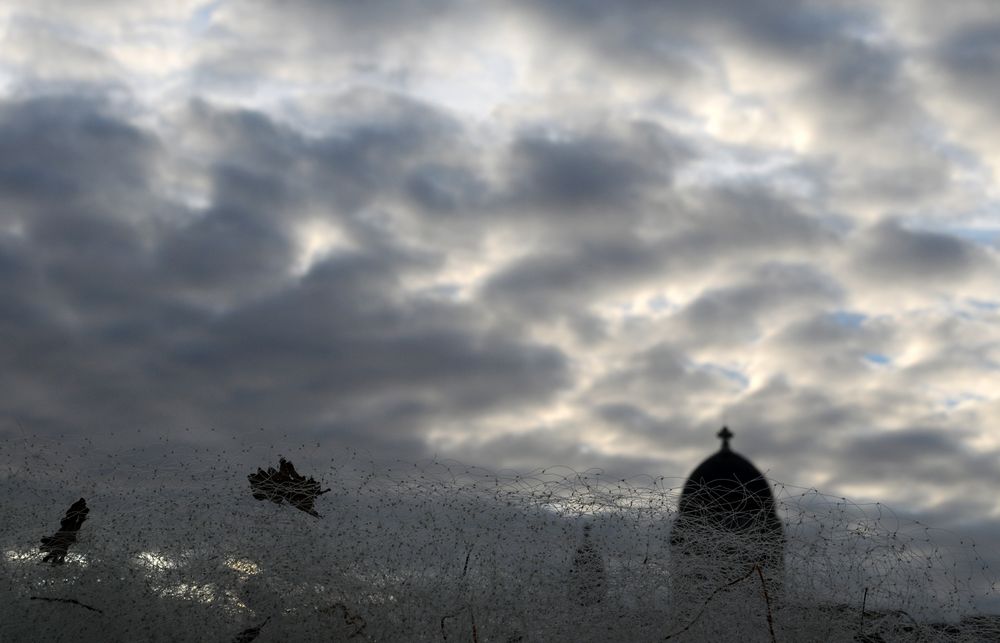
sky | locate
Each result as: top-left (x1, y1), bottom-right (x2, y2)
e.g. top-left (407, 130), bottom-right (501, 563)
top-left (1, 1), bottom-right (999, 542)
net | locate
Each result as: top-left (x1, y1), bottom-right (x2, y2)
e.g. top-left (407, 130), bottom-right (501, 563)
top-left (1, 433), bottom-right (997, 642)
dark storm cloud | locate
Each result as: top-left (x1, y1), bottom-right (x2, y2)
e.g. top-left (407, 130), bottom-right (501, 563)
top-left (0, 95), bottom-right (155, 209)
top-left (517, 0), bottom-right (956, 210)
top-left (935, 21), bottom-right (1000, 108)
top-left (842, 428), bottom-right (962, 464)
top-left (208, 0), bottom-right (872, 92)
top-left (405, 163), bottom-right (486, 215)
top-left (811, 40), bottom-right (908, 125)
top-left (0, 95), bottom-right (167, 327)
top-left (309, 88), bottom-right (461, 159)
top-left (234, 0), bottom-right (463, 41)
top-left (671, 263), bottom-right (842, 347)
top-left (180, 256), bottom-right (571, 417)
top-left (832, 427), bottom-right (1000, 492)
top-left (505, 134), bottom-right (657, 213)
top-left (853, 219), bottom-right (996, 285)
top-left (473, 124), bottom-right (696, 319)
top-left (588, 342), bottom-right (739, 408)
top-left (160, 167), bottom-right (297, 301)
top-left (493, 123), bottom-right (693, 230)
top-left (514, 1), bottom-right (708, 82)
top-left (795, 37), bottom-right (953, 207)
top-left (668, 186), bottom-right (839, 261)
top-left (0, 92), bottom-right (570, 456)
top-left (516, 0), bottom-right (877, 78)
top-left (721, 378), bottom-right (869, 451)
top-left (155, 91), bottom-right (471, 306)
top-left (184, 90), bottom-right (465, 216)
top-left (514, 0), bottom-right (875, 83)
top-left (481, 181), bottom-right (839, 322)
top-left (774, 313), bottom-right (872, 348)
top-left (481, 236), bottom-right (664, 320)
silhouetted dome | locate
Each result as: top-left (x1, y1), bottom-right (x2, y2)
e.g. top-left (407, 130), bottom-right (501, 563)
top-left (675, 427), bottom-right (782, 534)
top-left (682, 447), bottom-right (772, 501)
top-left (669, 430), bottom-right (786, 636)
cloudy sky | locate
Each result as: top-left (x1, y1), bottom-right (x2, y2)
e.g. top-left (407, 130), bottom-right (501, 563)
top-left (1, 1), bottom-right (999, 536)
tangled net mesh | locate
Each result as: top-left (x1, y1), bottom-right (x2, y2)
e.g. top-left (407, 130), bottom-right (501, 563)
top-left (1, 433), bottom-right (997, 642)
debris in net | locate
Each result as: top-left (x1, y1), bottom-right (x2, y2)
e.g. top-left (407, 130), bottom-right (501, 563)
top-left (39, 498), bottom-right (89, 564)
top-left (440, 606), bottom-right (475, 643)
top-left (324, 602), bottom-right (369, 640)
top-left (248, 458), bottom-right (330, 517)
top-left (29, 596), bottom-right (103, 614)
top-left (232, 616), bottom-right (270, 643)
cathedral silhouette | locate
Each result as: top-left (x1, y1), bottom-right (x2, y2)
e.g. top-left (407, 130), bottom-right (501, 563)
top-left (669, 427), bottom-right (785, 636)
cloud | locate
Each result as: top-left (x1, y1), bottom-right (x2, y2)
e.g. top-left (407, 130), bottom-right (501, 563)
top-left (193, 257), bottom-right (572, 417)
top-left (0, 95), bottom-right (155, 208)
top-left (588, 342), bottom-right (743, 412)
top-left (504, 132), bottom-right (663, 214)
top-left (0, 92), bottom-right (570, 459)
top-left (852, 219), bottom-right (997, 286)
top-left (481, 236), bottom-right (666, 321)
top-left (2, 0), bottom-right (1000, 578)
top-left (510, 0), bottom-right (956, 215)
top-left (935, 22), bottom-right (1000, 109)
top-left (669, 263), bottom-right (842, 348)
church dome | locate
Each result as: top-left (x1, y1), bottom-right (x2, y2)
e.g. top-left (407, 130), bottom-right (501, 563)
top-left (669, 427), bottom-right (785, 633)
top-left (675, 427), bottom-right (782, 535)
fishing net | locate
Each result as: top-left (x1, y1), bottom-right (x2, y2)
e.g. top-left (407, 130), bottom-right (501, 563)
top-left (1, 433), bottom-right (997, 642)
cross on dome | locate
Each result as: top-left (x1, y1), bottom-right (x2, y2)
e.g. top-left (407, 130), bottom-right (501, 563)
top-left (717, 426), bottom-right (733, 450)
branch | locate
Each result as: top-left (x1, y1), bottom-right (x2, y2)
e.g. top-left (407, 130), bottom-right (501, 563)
top-left (29, 596), bottom-right (103, 614)
top-left (753, 564), bottom-right (777, 643)
top-left (662, 565), bottom-right (757, 641)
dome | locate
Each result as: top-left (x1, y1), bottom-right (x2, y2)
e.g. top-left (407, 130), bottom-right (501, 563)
top-left (669, 427), bottom-right (785, 632)
top-left (674, 427), bottom-right (782, 536)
